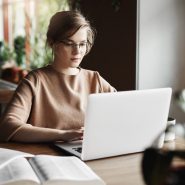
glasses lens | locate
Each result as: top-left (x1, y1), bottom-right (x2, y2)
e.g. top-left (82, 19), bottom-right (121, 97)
top-left (60, 41), bottom-right (87, 50)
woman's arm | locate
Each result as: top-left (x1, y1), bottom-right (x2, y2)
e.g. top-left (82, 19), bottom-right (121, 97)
top-left (0, 73), bottom-right (36, 142)
top-left (95, 72), bottom-right (117, 92)
top-left (10, 125), bottom-right (83, 143)
top-left (0, 71), bottom-right (83, 143)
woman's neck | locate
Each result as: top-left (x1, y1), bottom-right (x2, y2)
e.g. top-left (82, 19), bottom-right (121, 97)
top-left (51, 62), bottom-right (80, 75)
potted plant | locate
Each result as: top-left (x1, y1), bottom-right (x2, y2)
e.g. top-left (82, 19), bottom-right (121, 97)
top-left (0, 41), bottom-right (15, 67)
top-left (0, 41), bottom-right (15, 78)
top-left (0, 38), bottom-right (27, 84)
top-left (13, 36), bottom-right (25, 67)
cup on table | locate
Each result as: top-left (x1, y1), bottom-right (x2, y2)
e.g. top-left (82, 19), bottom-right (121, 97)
top-left (164, 117), bottom-right (176, 142)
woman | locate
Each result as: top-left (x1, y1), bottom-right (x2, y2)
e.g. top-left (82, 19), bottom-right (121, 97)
top-left (0, 11), bottom-right (116, 142)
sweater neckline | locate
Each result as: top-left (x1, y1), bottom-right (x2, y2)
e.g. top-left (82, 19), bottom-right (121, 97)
top-left (48, 65), bottom-right (82, 76)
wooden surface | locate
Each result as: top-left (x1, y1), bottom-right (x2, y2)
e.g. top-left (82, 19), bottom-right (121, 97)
top-left (0, 138), bottom-right (184, 185)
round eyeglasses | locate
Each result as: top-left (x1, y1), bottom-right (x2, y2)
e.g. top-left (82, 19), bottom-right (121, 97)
top-left (60, 40), bottom-right (87, 51)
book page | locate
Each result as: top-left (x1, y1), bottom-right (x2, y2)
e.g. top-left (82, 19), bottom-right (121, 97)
top-left (0, 148), bottom-right (34, 170)
top-left (29, 155), bottom-right (105, 185)
top-left (0, 157), bottom-right (40, 185)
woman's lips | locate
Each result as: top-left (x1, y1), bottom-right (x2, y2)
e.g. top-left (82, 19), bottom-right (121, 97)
top-left (71, 58), bottom-right (81, 62)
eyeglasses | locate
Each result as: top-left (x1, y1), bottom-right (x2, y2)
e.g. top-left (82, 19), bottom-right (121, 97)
top-left (60, 40), bottom-right (87, 51)
top-left (142, 123), bottom-right (185, 185)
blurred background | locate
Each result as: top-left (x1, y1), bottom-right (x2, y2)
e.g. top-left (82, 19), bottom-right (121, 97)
top-left (0, 0), bottom-right (69, 79)
top-left (0, 0), bottom-right (185, 123)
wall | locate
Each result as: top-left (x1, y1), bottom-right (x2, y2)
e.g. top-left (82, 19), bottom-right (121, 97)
top-left (137, 0), bottom-right (185, 122)
top-left (78, 0), bottom-right (137, 91)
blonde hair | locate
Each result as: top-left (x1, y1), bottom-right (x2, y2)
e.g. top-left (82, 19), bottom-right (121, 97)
top-left (46, 11), bottom-right (96, 54)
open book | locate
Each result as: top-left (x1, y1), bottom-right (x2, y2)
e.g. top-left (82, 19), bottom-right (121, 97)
top-left (0, 148), bottom-right (105, 185)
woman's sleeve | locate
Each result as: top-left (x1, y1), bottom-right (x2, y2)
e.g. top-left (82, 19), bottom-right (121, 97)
top-left (95, 72), bottom-right (117, 92)
top-left (0, 72), bottom-right (38, 141)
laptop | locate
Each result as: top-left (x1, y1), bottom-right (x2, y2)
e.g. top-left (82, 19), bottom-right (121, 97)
top-left (55, 88), bottom-right (172, 161)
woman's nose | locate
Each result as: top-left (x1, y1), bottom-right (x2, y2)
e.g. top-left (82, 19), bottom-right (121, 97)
top-left (72, 45), bottom-right (80, 54)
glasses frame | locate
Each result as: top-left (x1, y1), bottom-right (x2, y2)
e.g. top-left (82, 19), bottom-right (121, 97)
top-left (60, 40), bottom-right (87, 51)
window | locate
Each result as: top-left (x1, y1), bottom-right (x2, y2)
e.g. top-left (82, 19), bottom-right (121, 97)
top-left (0, 0), bottom-right (69, 70)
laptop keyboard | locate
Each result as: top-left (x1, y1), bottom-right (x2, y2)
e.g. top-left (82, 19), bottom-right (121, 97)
top-left (72, 147), bottom-right (82, 153)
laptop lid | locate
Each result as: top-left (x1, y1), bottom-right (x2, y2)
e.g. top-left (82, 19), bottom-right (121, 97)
top-left (55, 88), bottom-right (172, 161)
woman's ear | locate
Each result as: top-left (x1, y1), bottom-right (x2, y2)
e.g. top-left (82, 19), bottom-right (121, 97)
top-left (53, 43), bottom-right (59, 55)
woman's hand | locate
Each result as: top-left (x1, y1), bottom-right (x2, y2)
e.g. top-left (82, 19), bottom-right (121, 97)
top-left (60, 128), bottom-right (83, 142)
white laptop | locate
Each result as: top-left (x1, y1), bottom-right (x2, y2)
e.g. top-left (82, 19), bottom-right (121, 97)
top-left (55, 88), bottom-right (172, 161)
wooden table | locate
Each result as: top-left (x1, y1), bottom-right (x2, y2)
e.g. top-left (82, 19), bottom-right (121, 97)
top-left (0, 138), bottom-right (184, 185)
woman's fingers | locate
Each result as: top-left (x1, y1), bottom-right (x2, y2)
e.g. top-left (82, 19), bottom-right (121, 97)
top-left (61, 129), bottom-right (83, 142)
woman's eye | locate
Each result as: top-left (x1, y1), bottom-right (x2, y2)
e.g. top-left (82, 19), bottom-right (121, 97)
top-left (80, 43), bottom-right (86, 47)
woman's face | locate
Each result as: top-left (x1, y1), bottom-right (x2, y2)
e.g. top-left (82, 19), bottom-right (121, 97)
top-left (54, 27), bottom-right (88, 69)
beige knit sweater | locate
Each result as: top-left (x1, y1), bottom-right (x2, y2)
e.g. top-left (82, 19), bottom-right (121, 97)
top-left (0, 65), bottom-right (116, 141)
